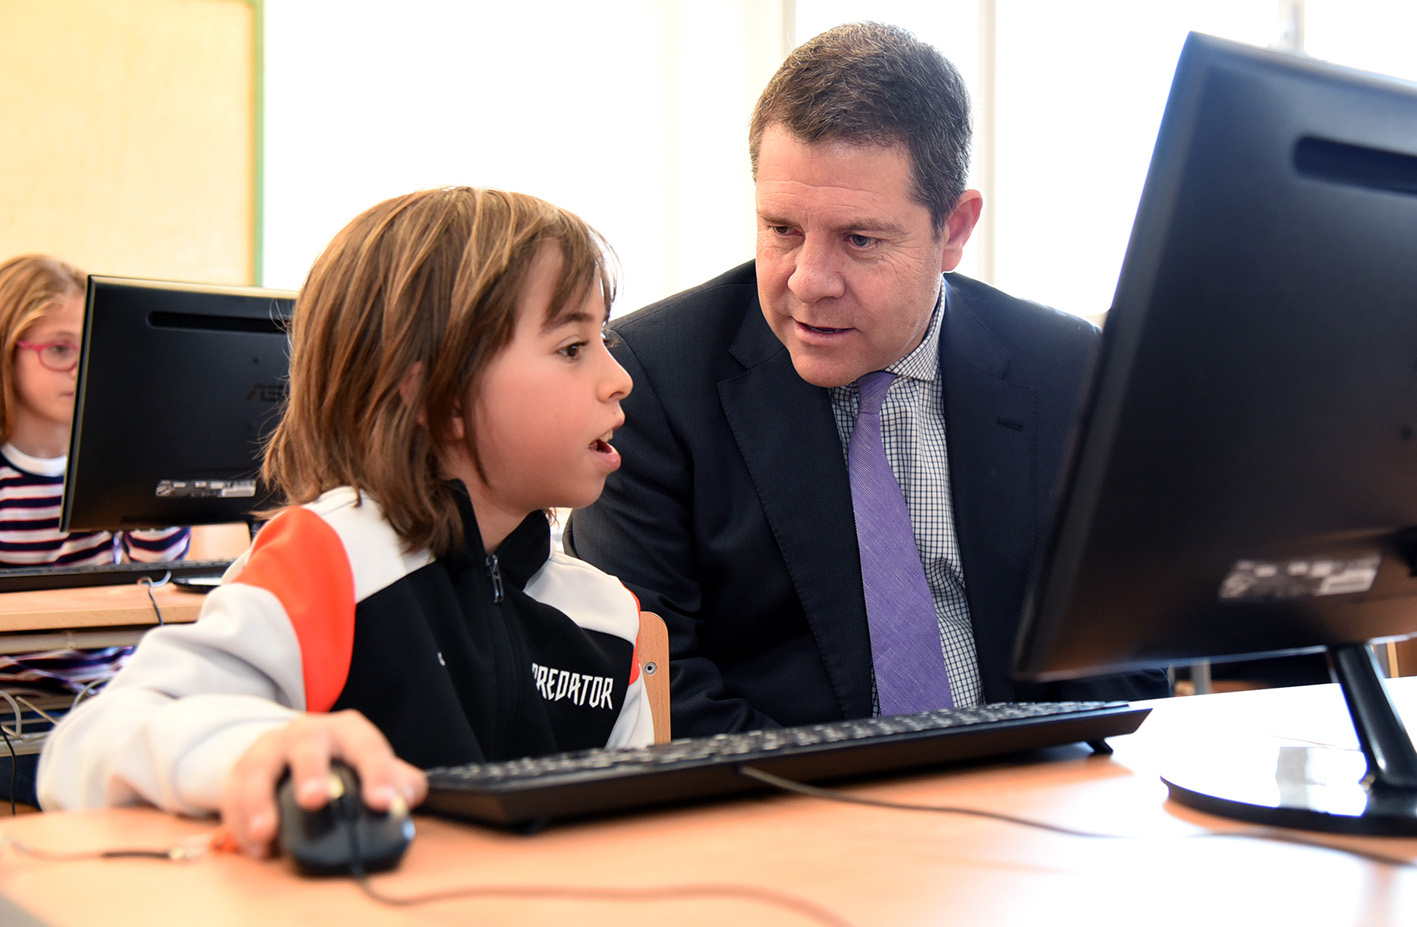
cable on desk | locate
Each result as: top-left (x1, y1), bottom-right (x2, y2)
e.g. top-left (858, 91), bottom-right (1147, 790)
top-left (736, 764), bottom-right (1417, 869)
top-left (738, 764), bottom-right (1119, 837)
top-left (137, 575), bottom-right (168, 625)
top-left (353, 876), bottom-right (857, 926)
top-left (1, 817), bottom-right (858, 927)
top-left (0, 689), bottom-right (45, 817)
top-left (1, 680), bottom-right (124, 816)
top-left (310, 790), bottom-right (855, 925)
top-left (2, 689), bottom-right (77, 737)
top-left (71, 678), bottom-right (105, 706)
top-left (1, 829), bottom-right (218, 862)
top-left (1, 724), bottom-right (15, 815)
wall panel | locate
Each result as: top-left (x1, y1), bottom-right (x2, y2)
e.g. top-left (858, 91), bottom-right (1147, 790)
top-left (0, 0), bottom-right (256, 283)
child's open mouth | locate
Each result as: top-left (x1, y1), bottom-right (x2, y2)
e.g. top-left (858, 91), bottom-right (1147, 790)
top-left (591, 433), bottom-right (621, 469)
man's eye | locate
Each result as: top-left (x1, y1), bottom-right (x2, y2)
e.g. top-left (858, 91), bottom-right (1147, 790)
top-left (848, 234), bottom-right (876, 248)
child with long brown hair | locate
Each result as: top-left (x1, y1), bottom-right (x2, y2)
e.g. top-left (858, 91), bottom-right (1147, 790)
top-left (38, 188), bottom-right (650, 856)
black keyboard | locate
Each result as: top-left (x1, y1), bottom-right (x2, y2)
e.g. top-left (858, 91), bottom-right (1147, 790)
top-left (423, 699), bottom-right (1151, 829)
top-left (0, 558), bottom-right (234, 593)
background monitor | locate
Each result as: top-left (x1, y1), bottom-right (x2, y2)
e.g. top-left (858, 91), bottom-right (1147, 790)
top-left (61, 276), bottom-right (295, 533)
top-left (1013, 33), bottom-right (1417, 834)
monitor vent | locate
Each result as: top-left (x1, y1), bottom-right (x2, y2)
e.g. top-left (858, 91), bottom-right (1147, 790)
top-left (147, 310), bottom-right (286, 334)
top-left (1293, 136), bottom-right (1417, 196)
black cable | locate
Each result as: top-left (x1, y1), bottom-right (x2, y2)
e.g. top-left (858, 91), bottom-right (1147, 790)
top-left (0, 724), bottom-right (15, 815)
top-left (3, 834), bottom-right (209, 861)
top-left (4, 819), bottom-right (855, 926)
top-left (326, 794), bottom-right (854, 925)
top-left (736, 764), bottom-right (1417, 869)
top-left (354, 877), bottom-right (856, 926)
top-left (137, 575), bottom-right (168, 625)
top-left (737, 764), bottom-right (1122, 838)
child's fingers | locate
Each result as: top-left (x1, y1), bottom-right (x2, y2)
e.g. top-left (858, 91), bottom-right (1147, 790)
top-left (220, 726), bottom-right (301, 858)
top-left (220, 711), bottom-right (425, 860)
top-left (317, 711), bottom-right (428, 811)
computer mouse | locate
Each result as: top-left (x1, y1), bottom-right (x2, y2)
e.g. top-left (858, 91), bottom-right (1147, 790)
top-left (276, 760), bottom-right (415, 876)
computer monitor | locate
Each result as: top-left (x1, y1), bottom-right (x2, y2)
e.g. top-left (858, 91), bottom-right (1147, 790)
top-left (61, 276), bottom-right (295, 533)
top-left (1013, 32), bottom-right (1417, 835)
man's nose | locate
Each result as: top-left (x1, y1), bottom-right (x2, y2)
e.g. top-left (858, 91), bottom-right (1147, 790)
top-left (787, 237), bottom-right (846, 303)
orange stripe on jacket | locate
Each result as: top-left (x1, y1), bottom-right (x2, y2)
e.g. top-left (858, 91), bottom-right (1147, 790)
top-left (229, 508), bottom-right (355, 713)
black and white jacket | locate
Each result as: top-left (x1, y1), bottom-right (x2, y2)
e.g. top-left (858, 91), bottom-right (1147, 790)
top-left (38, 486), bottom-right (653, 815)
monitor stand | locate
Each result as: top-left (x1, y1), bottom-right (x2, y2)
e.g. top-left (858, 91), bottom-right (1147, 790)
top-left (1161, 643), bottom-right (1417, 835)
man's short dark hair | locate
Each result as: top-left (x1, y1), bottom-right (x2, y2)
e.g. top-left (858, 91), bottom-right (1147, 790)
top-left (749, 22), bottom-right (972, 236)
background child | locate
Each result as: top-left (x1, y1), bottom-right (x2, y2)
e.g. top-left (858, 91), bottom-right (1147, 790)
top-left (0, 254), bottom-right (190, 567)
top-left (37, 187), bottom-right (651, 857)
top-left (0, 254), bottom-right (189, 811)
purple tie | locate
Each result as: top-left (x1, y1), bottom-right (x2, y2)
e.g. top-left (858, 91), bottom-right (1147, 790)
top-left (849, 371), bottom-right (953, 715)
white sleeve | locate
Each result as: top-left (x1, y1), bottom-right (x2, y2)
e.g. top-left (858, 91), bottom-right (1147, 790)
top-left (36, 582), bottom-right (309, 816)
top-left (606, 674), bottom-right (656, 749)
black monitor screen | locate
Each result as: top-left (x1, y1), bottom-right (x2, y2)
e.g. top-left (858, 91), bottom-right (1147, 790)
top-left (61, 276), bottom-right (295, 532)
top-left (1013, 33), bottom-right (1417, 835)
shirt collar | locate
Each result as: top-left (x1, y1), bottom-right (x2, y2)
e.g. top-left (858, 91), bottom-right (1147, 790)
top-left (884, 274), bottom-right (946, 384)
top-left (449, 480), bottom-right (552, 588)
top-left (1, 442), bottom-right (66, 477)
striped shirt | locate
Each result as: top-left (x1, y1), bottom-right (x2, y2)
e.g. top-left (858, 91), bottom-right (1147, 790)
top-left (0, 443), bottom-right (190, 567)
top-left (830, 277), bottom-right (982, 710)
top-left (0, 443), bottom-right (192, 698)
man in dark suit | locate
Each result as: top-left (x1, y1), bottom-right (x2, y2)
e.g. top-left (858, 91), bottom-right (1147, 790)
top-left (566, 22), bottom-right (1168, 738)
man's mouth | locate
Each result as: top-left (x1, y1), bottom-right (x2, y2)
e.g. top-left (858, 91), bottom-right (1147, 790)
top-left (797, 321), bottom-right (852, 335)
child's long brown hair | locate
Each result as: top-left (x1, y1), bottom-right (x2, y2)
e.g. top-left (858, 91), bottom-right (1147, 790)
top-left (262, 187), bottom-right (616, 556)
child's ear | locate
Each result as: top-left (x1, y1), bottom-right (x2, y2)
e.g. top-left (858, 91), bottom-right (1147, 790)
top-left (398, 363), bottom-right (427, 427)
top-left (446, 399), bottom-right (466, 440)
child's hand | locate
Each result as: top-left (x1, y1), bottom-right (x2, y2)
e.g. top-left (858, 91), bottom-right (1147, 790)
top-left (220, 709), bottom-right (428, 859)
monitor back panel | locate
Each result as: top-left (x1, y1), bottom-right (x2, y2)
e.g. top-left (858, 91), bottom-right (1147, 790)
top-left (63, 277), bottom-right (295, 531)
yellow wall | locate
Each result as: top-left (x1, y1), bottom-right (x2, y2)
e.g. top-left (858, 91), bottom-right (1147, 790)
top-left (0, 0), bottom-right (256, 284)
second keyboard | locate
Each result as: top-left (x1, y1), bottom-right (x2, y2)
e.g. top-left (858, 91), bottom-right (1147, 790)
top-left (0, 559), bottom-right (234, 593)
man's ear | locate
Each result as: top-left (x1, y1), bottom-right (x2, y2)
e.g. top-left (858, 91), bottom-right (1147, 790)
top-left (939, 189), bottom-right (984, 273)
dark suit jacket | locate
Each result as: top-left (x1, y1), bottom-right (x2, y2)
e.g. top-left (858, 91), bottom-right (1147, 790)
top-left (566, 261), bottom-right (1167, 736)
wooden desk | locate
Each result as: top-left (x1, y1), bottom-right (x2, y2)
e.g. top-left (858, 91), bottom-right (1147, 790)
top-left (3, 683), bottom-right (1417, 927)
top-left (1, 585), bottom-right (206, 759)
top-left (0, 583), bottom-right (203, 654)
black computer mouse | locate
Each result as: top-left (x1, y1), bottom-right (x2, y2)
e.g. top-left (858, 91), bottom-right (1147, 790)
top-left (276, 760), bottom-right (415, 876)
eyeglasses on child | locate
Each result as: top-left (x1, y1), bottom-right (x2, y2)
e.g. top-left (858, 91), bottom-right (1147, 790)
top-left (15, 340), bottom-right (80, 372)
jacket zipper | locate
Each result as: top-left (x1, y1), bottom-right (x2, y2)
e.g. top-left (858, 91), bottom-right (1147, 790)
top-left (485, 553), bottom-right (504, 603)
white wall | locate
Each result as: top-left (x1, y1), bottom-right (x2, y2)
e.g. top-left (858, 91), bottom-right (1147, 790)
top-left (265, 1), bottom-right (1417, 322)
top-left (797, 0), bottom-right (1417, 320)
top-left (261, 0), bottom-right (787, 315)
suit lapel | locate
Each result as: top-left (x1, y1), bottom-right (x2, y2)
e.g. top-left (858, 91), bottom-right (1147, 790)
top-left (718, 311), bottom-right (875, 718)
top-left (940, 280), bottom-right (1039, 699)
top-left (713, 278), bottom-right (1042, 712)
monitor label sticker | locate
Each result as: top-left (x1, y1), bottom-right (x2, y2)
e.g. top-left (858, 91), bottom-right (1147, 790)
top-left (1219, 554), bottom-right (1380, 601)
top-left (155, 479), bottom-right (258, 500)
